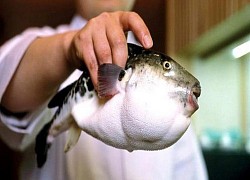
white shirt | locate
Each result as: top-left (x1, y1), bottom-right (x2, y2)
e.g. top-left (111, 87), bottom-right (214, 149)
top-left (0, 15), bottom-right (208, 180)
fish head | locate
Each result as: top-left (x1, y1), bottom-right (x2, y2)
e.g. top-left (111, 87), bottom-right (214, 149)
top-left (119, 43), bottom-right (201, 149)
top-left (126, 43), bottom-right (201, 117)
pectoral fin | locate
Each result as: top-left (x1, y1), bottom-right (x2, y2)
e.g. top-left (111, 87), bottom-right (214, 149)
top-left (97, 63), bottom-right (123, 98)
top-left (64, 119), bottom-right (81, 153)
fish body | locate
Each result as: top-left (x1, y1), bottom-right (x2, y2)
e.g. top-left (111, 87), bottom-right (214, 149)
top-left (35, 43), bottom-right (201, 167)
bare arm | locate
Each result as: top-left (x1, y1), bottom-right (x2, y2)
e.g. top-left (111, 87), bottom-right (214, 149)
top-left (1, 11), bottom-right (153, 113)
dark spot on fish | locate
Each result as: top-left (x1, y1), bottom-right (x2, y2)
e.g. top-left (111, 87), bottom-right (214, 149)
top-left (87, 78), bottom-right (94, 91)
top-left (88, 93), bottom-right (94, 99)
top-left (63, 98), bottom-right (68, 105)
top-left (118, 70), bottom-right (126, 81)
top-left (74, 85), bottom-right (79, 96)
top-left (79, 83), bottom-right (86, 97)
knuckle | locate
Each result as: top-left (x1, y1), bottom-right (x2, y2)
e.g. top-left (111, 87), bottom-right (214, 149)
top-left (128, 12), bottom-right (139, 20)
top-left (87, 12), bottom-right (111, 28)
top-left (99, 47), bottom-right (111, 61)
top-left (76, 30), bottom-right (88, 42)
top-left (113, 38), bottom-right (126, 48)
top-left (88, 58), bottom-right (98, 72)
top-left (98, 12), bottom-right (111, 21)
top-left (87, 18), bottom-right (98, 28)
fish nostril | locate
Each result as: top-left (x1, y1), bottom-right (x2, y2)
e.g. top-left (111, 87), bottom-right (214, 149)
top-left (192, 84), bottom-right (201, 99)
top-left (193, 90), bottom-right (201, 99)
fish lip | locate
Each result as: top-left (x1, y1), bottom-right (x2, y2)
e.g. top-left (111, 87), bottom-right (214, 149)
top-left (188, 93), bottom-right (199, 111)
top-left (187, 83), bottom-right (201, 111)
top-left (192, 82), bottom-right (201, 99)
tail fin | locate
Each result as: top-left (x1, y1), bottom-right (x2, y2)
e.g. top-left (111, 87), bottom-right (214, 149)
top-left (35, 120), bottom-right (53, 168)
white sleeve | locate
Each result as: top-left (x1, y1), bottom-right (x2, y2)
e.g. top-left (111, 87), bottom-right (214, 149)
top-left (0, 26), bottom-right (67, 150)
top-left (127, 31), bottom-right (140, 45)
top-left (171, 126), bottom-right (208, 180)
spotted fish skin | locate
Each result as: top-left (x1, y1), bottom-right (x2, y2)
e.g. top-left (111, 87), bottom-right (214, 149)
top-left (35, 43), bottom-right (201, 168)
top-left (47, 71), bottom-right (95, 137)
top-left (35, 71), bottom-right (95, 167)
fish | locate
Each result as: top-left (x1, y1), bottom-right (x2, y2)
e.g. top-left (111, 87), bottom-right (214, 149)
top-left (35, 43), bottom-right (201, 168)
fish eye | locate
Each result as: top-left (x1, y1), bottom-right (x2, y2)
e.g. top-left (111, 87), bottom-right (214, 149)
top-left (163, 61), bottom-right (172, 70)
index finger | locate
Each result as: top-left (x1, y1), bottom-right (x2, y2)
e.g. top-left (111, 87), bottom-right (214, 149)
top-left (120, 12), bottom-right (153, 49)
top-left (105, 11), bottom-right (153, 68)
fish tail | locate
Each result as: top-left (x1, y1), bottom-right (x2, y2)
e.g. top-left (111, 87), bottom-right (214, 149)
top-left (35, 120), bottom-right (53, 168)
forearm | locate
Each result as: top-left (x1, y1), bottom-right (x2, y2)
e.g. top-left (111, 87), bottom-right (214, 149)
top-left (1, 31), bottom-right (76, 113)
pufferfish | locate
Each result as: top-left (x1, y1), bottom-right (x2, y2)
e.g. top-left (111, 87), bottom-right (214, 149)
top-left (35, 43), bottom-right (201, 167)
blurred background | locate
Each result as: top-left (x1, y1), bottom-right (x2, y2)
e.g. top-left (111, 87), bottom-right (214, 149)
top-left (1, 0), bottom-right (250, 179)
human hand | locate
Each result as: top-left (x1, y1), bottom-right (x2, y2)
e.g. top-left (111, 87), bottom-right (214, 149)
top-left (67, 11), bottom-right (153, 89)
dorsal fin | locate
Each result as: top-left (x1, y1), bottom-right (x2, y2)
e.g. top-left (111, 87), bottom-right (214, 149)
top-left (127, 43), bottom-right (144, 58)
top-left (48, 82), bottom-right (75, 108)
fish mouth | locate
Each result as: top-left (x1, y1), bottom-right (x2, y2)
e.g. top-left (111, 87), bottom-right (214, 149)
top-left (188, 83), bottom-right (201, 111)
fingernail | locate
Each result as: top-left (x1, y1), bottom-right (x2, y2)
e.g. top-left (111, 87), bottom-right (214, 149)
top-left (143, 35), bottom-right (153, 48)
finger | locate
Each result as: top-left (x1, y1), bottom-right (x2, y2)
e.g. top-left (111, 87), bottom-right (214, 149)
top-left (74, 30), bottom-right (99, 88)
top-left (90, 21), bottom-right (113, 65)
top-left (83, 50), bottom-right (99, 89)
top-left (105, 21), bottom-right (128, 68)
top-left (119, 12), bottom-right (153, 48)
top-left (82, 43), bottom-right (99, 88)
top-left (91, 12), bottom-right (128, 68)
